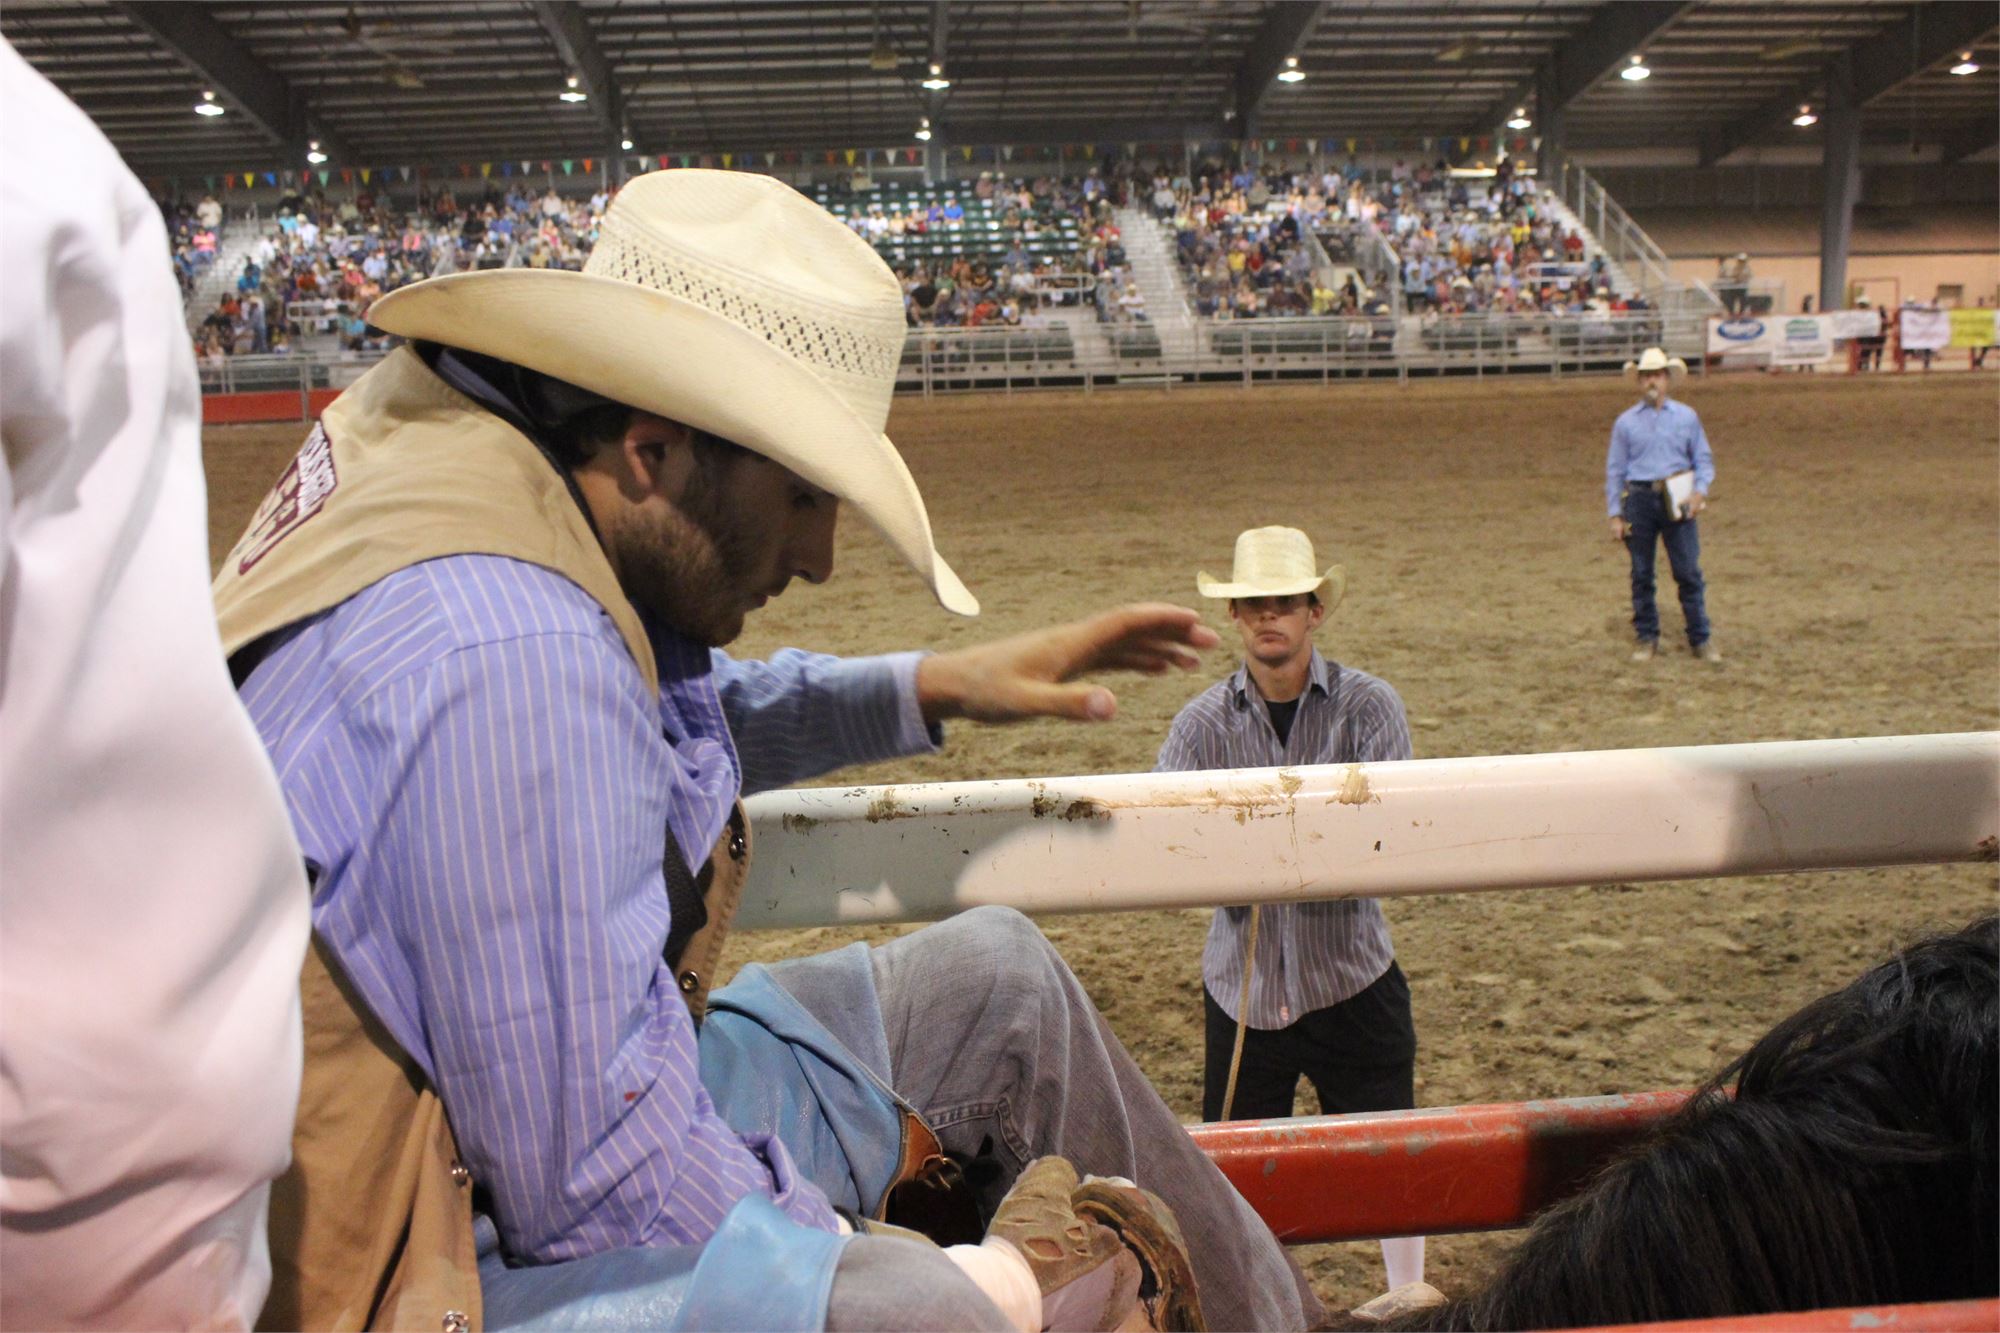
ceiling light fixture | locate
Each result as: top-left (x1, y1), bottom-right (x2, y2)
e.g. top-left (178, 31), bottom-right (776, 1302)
top-left (305, 139), bottom-right (327, 164)
top-left (914, 117), bottom-right (932, 141)
top-left (1506, 106), bottom-right (1532, 129)
top-left (1620, 54), bottom-right (1651, 81)
top-left (1950, 51), bottom-right (1979, 75)
top-left (1791, 103), bottom-right (1818, 127)
top-left (620, 133), bottom-right (634, 151)
top-left (194, 88), bottom-right (224, 117)
top-left (558, 75), bottom-right (588, 103)
top-left (921, 62), bottom-right (951, 90)
top-left (1276, 55), bottom-right (1305, 84)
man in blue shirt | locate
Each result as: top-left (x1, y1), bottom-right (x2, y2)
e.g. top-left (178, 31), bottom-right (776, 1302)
top-left (1155, 526), bottom-right (1425, 1294)
top-left (1606, 348), bottom-right (1720, 662)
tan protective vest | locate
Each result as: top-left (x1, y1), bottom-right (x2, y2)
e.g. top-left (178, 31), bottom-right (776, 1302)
top-left (217, 347), bottom-right (748, 1331)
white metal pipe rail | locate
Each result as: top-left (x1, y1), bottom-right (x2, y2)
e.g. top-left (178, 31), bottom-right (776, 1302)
top-left (738, 733), bottom-right (1999, 929)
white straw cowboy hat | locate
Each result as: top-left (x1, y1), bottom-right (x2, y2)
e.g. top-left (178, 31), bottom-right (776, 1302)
top-left (1196, 526), bottom-right (1346, 613)
top-left (367, 169), bottom-right (976, 615)
top-left (1623, 346), bottom-right (1688, 382)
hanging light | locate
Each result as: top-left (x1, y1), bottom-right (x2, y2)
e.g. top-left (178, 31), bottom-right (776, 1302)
top-left (914, 117), bottom-right (932, 142)
top-left (1506, 106), bottom-right (1532, 130)
top-left (921, 62), bottom-right (951, 90)
top-left (1620, 54), bottom-right (1651, 81)
top-left (1791, 103), bottom-right (1818, 127)
top-left (558, 75), bottom-right (588, 103)
top-left (1276, 55), bottom-right (1305, 84)
top-left (305, 139), bottom-right (328, 164)
top-left (1950, 51), bottom-right (1980, 75)
top-left (194, 88), bottom-right (225, 117)
top-left (620, 134), bottom-right (634, 151)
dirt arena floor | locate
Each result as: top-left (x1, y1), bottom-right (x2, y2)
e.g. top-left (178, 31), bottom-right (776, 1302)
top-left (204, 370), bottom-right (1999, 1316)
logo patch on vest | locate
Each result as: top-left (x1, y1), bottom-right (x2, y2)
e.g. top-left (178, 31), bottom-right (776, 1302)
top-left (237, 423), bottom-right (339, 573)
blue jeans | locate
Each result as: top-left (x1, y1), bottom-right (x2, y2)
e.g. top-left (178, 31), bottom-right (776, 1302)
top-left (1622, 486), bottom-right (1711, 647)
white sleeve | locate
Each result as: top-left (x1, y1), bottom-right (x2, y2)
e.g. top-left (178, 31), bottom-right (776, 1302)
top-left (0, 40), bottom-right (310, 1331)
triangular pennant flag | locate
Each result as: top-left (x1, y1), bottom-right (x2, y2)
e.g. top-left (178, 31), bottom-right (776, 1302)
top-left (1458, 137), bottom-right (1469, 153)
top-left (359, 167), bottom-right (371, 183)
top-left (721, 153), bottom-right (732, 168)
top-left (403, 166), bottom-right (414, 181)
top-left (339, 168), bottom-right (352, 184)
top-left (264, 171), bottom-right (277, 186)
top-left (844, 148), bottom-right (856, 165)
top-left (541, 160), bottom-right (551, 172)
top-left (479, 162), bottom-right (492, 178)
top-left (1287, 139), bottom-right (1300, 153)
top-left (318, 170), bottom-right (331, 186)
top-left (501, 161), bottom-right (514, 176)
top-left (242, 172), bottom-right (256, 188)
top-left (459, 163), bottom-right (472, 177)
top-left (220, 175), bottom-right (232, 191)
top-left (203, 175), bottom-right (215, 189)
top-left (962, 145), bottom-right (974, 160)
top-left (659, 154), bottom-right (672, 169)
top-left (1001, 145), bottom-right (1013, 160)
top-left (561, 159), bottom-right (574, 174)
top-left (1346, 138), bottom-right (1357, 154)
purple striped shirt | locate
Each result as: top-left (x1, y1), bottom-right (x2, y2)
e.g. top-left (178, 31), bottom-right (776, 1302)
top-left (239, 553), bottom-right (935, 1263)
top-left (1155, 650), bottom-right (1408, 1029)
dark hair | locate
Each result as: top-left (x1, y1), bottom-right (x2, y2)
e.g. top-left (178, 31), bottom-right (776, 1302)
top-left (1372, 916), bottom-right (1998, 1330)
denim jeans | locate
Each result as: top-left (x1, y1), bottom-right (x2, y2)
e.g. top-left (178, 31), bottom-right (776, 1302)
top-left (1622, 486), bottom-right (1711, 647)
top-left (776, 906), bottom-right (1321, 1332)
top-left (481, 907), bottom-right (1319, 1331)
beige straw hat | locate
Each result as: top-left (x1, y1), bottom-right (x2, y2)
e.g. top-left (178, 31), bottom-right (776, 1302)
top-left (1622, 346), bottom-right (1688, 382)
top-left (367, 169), bottom-right (976, 615)
top-left (1196, 526), bottom-right (1346, 612)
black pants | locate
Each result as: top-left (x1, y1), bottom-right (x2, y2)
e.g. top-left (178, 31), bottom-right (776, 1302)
top-left (1201, 961), bottom-right (1416, 1122)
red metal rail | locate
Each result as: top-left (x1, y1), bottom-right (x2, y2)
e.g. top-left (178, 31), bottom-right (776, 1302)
top-left (1187, 1089), bottom-right (1690, 1243)
top-left (1571, 1298), bottom-right (2000, 1332)
top-left (1188, 1096), bottom-right (1997, 1332)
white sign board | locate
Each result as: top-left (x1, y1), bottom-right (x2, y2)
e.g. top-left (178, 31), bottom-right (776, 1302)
top-left (1707, 310), bottom-right (1881, 365)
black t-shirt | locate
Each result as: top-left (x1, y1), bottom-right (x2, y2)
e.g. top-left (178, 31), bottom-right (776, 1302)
top-left (1266, 697), bottom-right (1300, 748)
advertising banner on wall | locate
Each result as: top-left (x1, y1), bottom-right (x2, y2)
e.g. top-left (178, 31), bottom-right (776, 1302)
top-left (1898, 308), bottom-right (1952, 351)
top-left (1948, 308), bottom-right (1999, 349)
top-left (1707, 310), bottom-right (1879, 365)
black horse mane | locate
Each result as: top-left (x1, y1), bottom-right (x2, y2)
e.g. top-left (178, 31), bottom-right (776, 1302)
top-left (1371, 914), bottom-right (1998, 1331)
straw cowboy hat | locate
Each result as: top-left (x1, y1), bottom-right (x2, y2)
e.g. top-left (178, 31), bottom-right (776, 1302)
top-left (367, 169), bottom-right (976, 615)
top-left (1623, 346), bottom-right (1688, 382)
top-left (1196, 526), bottom-right (1346, 613)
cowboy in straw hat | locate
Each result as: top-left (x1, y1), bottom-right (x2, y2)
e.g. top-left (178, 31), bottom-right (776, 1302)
top-left (1162, 527), bottom-right (1426, 1295)
top-left (216, 168), bottom-right (1320, 1331)
top-left (1607, 346), bottom-right (1720, 662)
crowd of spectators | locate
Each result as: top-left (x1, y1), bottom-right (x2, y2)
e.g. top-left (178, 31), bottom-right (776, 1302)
top-left (178, 181), bottom-right (611, 367)
top-left (1151, 154), bottom-right (1649, 324)
top-left (835, 171), bottom-right (1147, 329)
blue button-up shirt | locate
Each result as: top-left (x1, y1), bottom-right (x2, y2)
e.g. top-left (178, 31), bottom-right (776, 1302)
top-left (1605, 397), bottom-right (1716, 516)
top-left (1155, 650), bottom-right (1409, 1029)
top-left (239, 554), bottom-right (937, 1266)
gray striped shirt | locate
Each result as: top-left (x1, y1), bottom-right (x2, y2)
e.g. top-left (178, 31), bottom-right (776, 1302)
top-left (1156, 650), bottom-right (1408, 1029)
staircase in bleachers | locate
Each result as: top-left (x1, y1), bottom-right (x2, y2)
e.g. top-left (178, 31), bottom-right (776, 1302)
top-left (184, 217), bottom-right (262, 331)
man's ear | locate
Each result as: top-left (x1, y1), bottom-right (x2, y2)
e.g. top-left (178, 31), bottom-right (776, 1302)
top-left (617, 413), bottom-right (698, 503)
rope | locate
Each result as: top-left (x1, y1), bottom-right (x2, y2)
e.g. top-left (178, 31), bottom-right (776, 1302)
top-left (1219, 904), bottom-right (1260, 1122)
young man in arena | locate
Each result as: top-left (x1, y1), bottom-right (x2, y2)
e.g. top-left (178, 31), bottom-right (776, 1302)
top-left (1155, 526), bottom-right (1425, 1292)
top-left (1606, 347), bottom-right (1720, 663)
top-left (216, 169), bottom-right (1318, 1332)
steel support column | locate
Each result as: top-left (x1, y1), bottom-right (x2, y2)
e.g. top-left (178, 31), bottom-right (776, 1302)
top-left (1819, 50), bottom-right (1862, 314)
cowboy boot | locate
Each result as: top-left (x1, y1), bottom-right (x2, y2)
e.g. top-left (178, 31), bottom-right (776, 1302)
top-left (1071, 1177), bottom-right (1206, 1332)
top-left (987, 1157), bottom-right (1146, 1333)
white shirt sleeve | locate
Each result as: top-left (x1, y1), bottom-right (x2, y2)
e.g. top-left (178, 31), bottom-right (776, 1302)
top-left (0, 40), bottom-right (310, 1330)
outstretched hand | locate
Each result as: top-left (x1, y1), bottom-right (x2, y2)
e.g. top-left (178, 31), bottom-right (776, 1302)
top-left (916, 603), bottom-right (1220, 725)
